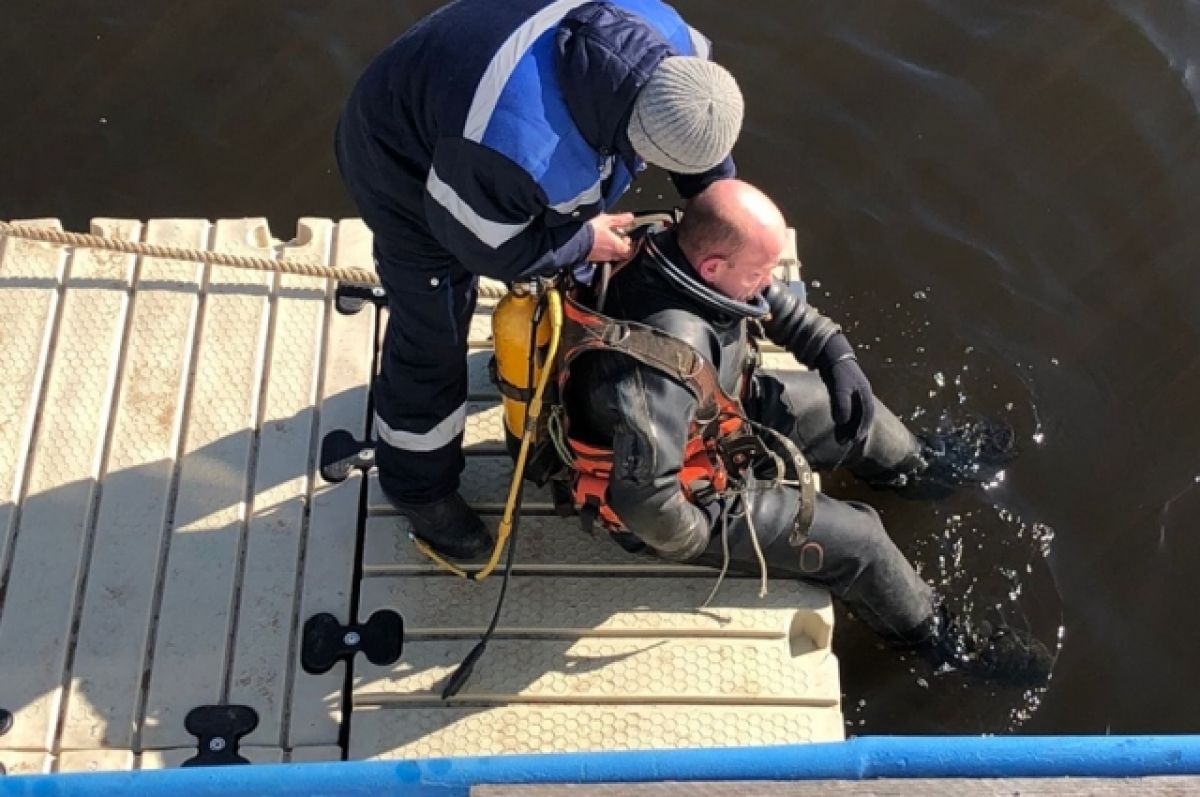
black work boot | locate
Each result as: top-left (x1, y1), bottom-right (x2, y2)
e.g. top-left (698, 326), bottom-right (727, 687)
top-left (392, 492), bottom-right (493, 561)
top-left (911, 605), bottom-right (1054, 687)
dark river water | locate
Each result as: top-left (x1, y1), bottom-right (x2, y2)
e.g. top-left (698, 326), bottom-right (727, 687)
top-left (4, 0), bottom-right (1199, 735)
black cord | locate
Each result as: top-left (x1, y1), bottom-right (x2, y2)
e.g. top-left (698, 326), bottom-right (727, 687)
top-left (441, 286), bottom-right (545, 699)
top-left (438, 514), bottom-right (520, 699)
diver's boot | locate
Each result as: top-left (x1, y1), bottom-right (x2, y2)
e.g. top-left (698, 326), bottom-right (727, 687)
top-left (871, 414), bottom-right (1019, 499)
top-left (911, 605), bottom-right (1054, 687)
top-left (392, 492), bottom-right (493, 561)
top-left (922, 413), bottom-right (1016, 482)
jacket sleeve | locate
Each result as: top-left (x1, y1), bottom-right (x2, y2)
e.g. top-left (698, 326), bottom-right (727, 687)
top-left (761, 278), bottom-right (843, 367)
top-left (424, 137), bottom-right (594, 282)
top-left (605, 363), bottom-right (713, 562)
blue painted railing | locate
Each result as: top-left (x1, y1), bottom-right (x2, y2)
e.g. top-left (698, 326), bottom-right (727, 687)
top-left (4, 736), bottom-right (1200, 795)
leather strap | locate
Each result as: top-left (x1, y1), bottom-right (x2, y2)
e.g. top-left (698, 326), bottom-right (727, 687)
top-left (750, 421), bottom-right (817, 546)
top-left (558, 293), bottom-right (741, 428)
top-left (558, 289), bottom-right (817, 543)
top-left (487, 355), bottom-right (535, 402)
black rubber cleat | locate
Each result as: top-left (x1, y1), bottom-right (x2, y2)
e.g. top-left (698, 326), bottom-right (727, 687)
top-left (392, 491), bottom-right (493, 561)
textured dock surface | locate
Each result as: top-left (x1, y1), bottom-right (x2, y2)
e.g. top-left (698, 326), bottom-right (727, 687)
top-left (0, 218), bottom-right (839, 773)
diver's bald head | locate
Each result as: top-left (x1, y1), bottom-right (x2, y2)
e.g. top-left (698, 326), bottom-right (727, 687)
top-left (677, 179), bottom-right (787, 301)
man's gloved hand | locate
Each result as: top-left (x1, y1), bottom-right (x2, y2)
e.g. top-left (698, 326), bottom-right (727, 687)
top-left (816, 333), bottom-right (875, 446)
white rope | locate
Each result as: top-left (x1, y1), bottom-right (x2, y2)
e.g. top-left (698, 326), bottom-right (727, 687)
top-left (743, 491), bottom-right (770, 598)
top-left (700, 502), bottom-right (732, 609)
top-left (0, 221), bottom-right (511, 299)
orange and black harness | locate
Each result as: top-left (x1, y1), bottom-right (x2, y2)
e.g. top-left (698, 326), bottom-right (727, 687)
top-left (553, 290), bottom-right (778, 540)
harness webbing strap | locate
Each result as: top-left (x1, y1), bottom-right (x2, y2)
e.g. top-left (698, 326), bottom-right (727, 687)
top-left (557, 293), bottom-right (742, 428)
top-left (553, 288), bottom-right (817, 547)
top-left (487, 354), bottom-right (536, 402)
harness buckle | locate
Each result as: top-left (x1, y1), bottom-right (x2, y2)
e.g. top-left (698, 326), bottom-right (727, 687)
top-left (600, 323), bottom-right (630, 347)
top-left (685, 477), bottom-right (719, 506)
top-left (717, 433), bottom-right (766, 478)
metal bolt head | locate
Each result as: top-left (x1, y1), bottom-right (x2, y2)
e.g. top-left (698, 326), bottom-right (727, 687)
top-left (343, 631), bottom-right (361, 647)
top-left (209, 736), bottom-right (227, 752)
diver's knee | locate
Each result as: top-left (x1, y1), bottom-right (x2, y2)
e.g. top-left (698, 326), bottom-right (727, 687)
top-left (800, 499), bottom-right (888, 580)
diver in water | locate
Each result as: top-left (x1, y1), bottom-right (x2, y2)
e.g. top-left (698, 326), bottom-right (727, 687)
top-left (555, 178), bottom-right (1053, 685)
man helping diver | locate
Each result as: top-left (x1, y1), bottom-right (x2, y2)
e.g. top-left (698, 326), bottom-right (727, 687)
top-left (335, 0), bottom-right (744, 559)
top-left (544, 179), bottom-right (1053, 685)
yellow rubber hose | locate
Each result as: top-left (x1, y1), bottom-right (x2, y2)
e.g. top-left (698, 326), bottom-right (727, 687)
top-left (474, 287), bottom-right (563, 581)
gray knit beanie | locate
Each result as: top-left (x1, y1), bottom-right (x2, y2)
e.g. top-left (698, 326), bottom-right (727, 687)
top-left (627, 56), bottom-right (744, 174)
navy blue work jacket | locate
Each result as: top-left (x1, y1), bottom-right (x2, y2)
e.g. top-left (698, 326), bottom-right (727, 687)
top-left (336, 0), bottom-right (736, 282)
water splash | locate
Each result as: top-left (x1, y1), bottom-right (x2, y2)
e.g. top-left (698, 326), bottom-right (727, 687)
top-left (904, 494), bottom-right (1063, 733)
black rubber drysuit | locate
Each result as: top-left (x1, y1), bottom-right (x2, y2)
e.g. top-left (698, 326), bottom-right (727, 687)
top-left (563, 227), bottom-right (937, 643)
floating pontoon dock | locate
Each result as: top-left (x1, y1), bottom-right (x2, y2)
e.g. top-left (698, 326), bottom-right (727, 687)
top-left (0, 218), bottom-right (839, 774)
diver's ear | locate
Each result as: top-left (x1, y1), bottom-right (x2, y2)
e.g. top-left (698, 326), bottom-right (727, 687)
top-left (696, 255), bottom-right (727, 283)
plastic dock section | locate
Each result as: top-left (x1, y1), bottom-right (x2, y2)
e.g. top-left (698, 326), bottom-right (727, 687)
top-left (0, 218), bottom-right (839, 776)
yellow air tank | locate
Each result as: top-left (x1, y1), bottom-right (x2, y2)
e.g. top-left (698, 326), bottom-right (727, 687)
top-left (492, 284), bottom-right (552, 440)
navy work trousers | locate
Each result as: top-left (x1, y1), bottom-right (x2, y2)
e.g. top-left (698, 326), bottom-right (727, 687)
top-left (370, 235), bottom-right (479, 505)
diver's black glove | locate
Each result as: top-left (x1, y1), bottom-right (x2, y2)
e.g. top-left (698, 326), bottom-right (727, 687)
top-left (816, 333), bottom-right (875, 447)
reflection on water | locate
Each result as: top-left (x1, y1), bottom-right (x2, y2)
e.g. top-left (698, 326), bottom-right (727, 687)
top-left (3, 0), bottom-right (1198, 734)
